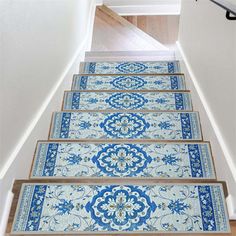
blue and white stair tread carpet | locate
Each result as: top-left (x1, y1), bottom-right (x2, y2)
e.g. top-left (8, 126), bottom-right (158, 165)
top-left (81, 61), bottom-right (181, 74)
top-left (12, 183), bottom-right (230, 234)
top-left (72, 74), bottom-right (186, 91)
top-left (63, 91), bottom-right (192, 111)
top-left (49, 112), bottom-right (202, 140)
top-left (31, 142), bottom-right (216, 179)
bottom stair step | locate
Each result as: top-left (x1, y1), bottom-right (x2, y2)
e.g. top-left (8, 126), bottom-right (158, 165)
top-left (31, 141), bottom-right (216, 179)
top-left (11, 183), bottom-right (230, 234)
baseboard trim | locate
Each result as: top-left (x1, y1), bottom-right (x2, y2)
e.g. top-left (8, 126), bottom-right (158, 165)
top-left (176, 40), bottom-right (236, 219)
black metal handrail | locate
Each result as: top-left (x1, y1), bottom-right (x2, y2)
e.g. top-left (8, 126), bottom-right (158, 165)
top-left (210, 0), bottom-right (236, 20)
top-left (196, 0), bottom-right (236, 20)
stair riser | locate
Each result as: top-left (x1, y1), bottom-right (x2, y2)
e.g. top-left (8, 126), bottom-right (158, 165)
top-left (62, 91), bottom-right (192, 111)
top-left (11, 183), bottom-right (230, 234)
top-left (49, 112), bottom-right (202, 141)
top-left (80, 61), bottom-right (180, 74)
top-left (31, 142), bottom-right (216, 179)
top-left (72, 75), bottom-right (186, 91)
top-left (85, 50), bottom-right (176, 61)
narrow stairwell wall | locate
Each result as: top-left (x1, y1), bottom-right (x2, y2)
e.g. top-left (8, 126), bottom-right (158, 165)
top-left (177, 0), bottom-right (236, 218)
top-left (0, 0), bottom-right (97, 233)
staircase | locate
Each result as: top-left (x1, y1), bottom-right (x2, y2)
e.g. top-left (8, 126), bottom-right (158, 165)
top-left (92, 5), bottom-right (168, 51)
top-left (7, 58), bottom-right (231, 235)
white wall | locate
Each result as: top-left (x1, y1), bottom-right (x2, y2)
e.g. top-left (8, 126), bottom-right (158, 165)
top-left (178, 0), bottom-right (236, 218)
top-left (0, 0), bottom-right (96, 234)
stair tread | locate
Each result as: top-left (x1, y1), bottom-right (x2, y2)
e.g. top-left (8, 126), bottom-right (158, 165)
top-left (80, 61), bottom-right (180, 74)
top-left (63, 91), bottom-right (192, 111)
top-left (85, 51), bottom-right (176, 62)
top-left (85, 50), bottom-right (175, 56)
top-left (11, 183), bottom-right (230, 234)
top-left (31, 141), bottom-right (216, 179)
top-left (72, 74), bottom-right (186, 91)
top-left (49, 111), bottom-right (202, 141)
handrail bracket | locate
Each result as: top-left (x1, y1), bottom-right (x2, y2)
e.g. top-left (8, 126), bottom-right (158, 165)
top-left (226, 11), bottom-right (236, 20)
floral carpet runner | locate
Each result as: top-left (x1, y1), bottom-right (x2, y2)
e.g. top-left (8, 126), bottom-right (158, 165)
top-left (72, 75), bottom-right (186, 90)
top-left (11, 61), bottom-right (230, 234)
top-left (81, 61), bottom-right (180, 74)
top-left (12, 183), bottom-right (229, 233)
top-left (31, 142), bottom-right (215, 179)
top-left (49, 111), bottom-right (202, 140)
top-left (63, 91), bottom-right (192, 111)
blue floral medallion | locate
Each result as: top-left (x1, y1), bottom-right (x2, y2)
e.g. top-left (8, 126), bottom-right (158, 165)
top-left (92, 144), bottom-right (152, 177)
top-left (100, 113), bottom-right (150, 138)
top-left (115, 62), bottom-right (148, 73)
top-left (105, 93), bottom-right (148, 109)
top-left (111, 76), bottom-right (147, 89)
top-left (85, 185), bottom-right (157, 231)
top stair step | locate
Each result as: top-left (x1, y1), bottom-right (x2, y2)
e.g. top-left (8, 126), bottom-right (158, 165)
top-left (79, 61), bottom-right (181, 74)
top-left (85, 51), bottom-right (176, 62)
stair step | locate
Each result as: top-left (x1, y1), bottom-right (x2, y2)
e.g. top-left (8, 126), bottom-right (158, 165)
top-left (11, 183), bottom-right (229, 234)
top-left (85, 50), bottom-right (176, 61)
top-left (80, 61), bottom-right (180, 74)
top-left (62, 91), bottom-right (192, 111)
top-left (49, 112), bottom-right (202, 141)
top-left (72, 74), bottom-right (186, 91)
top-left (31, 141), bottom-right (216, 179)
